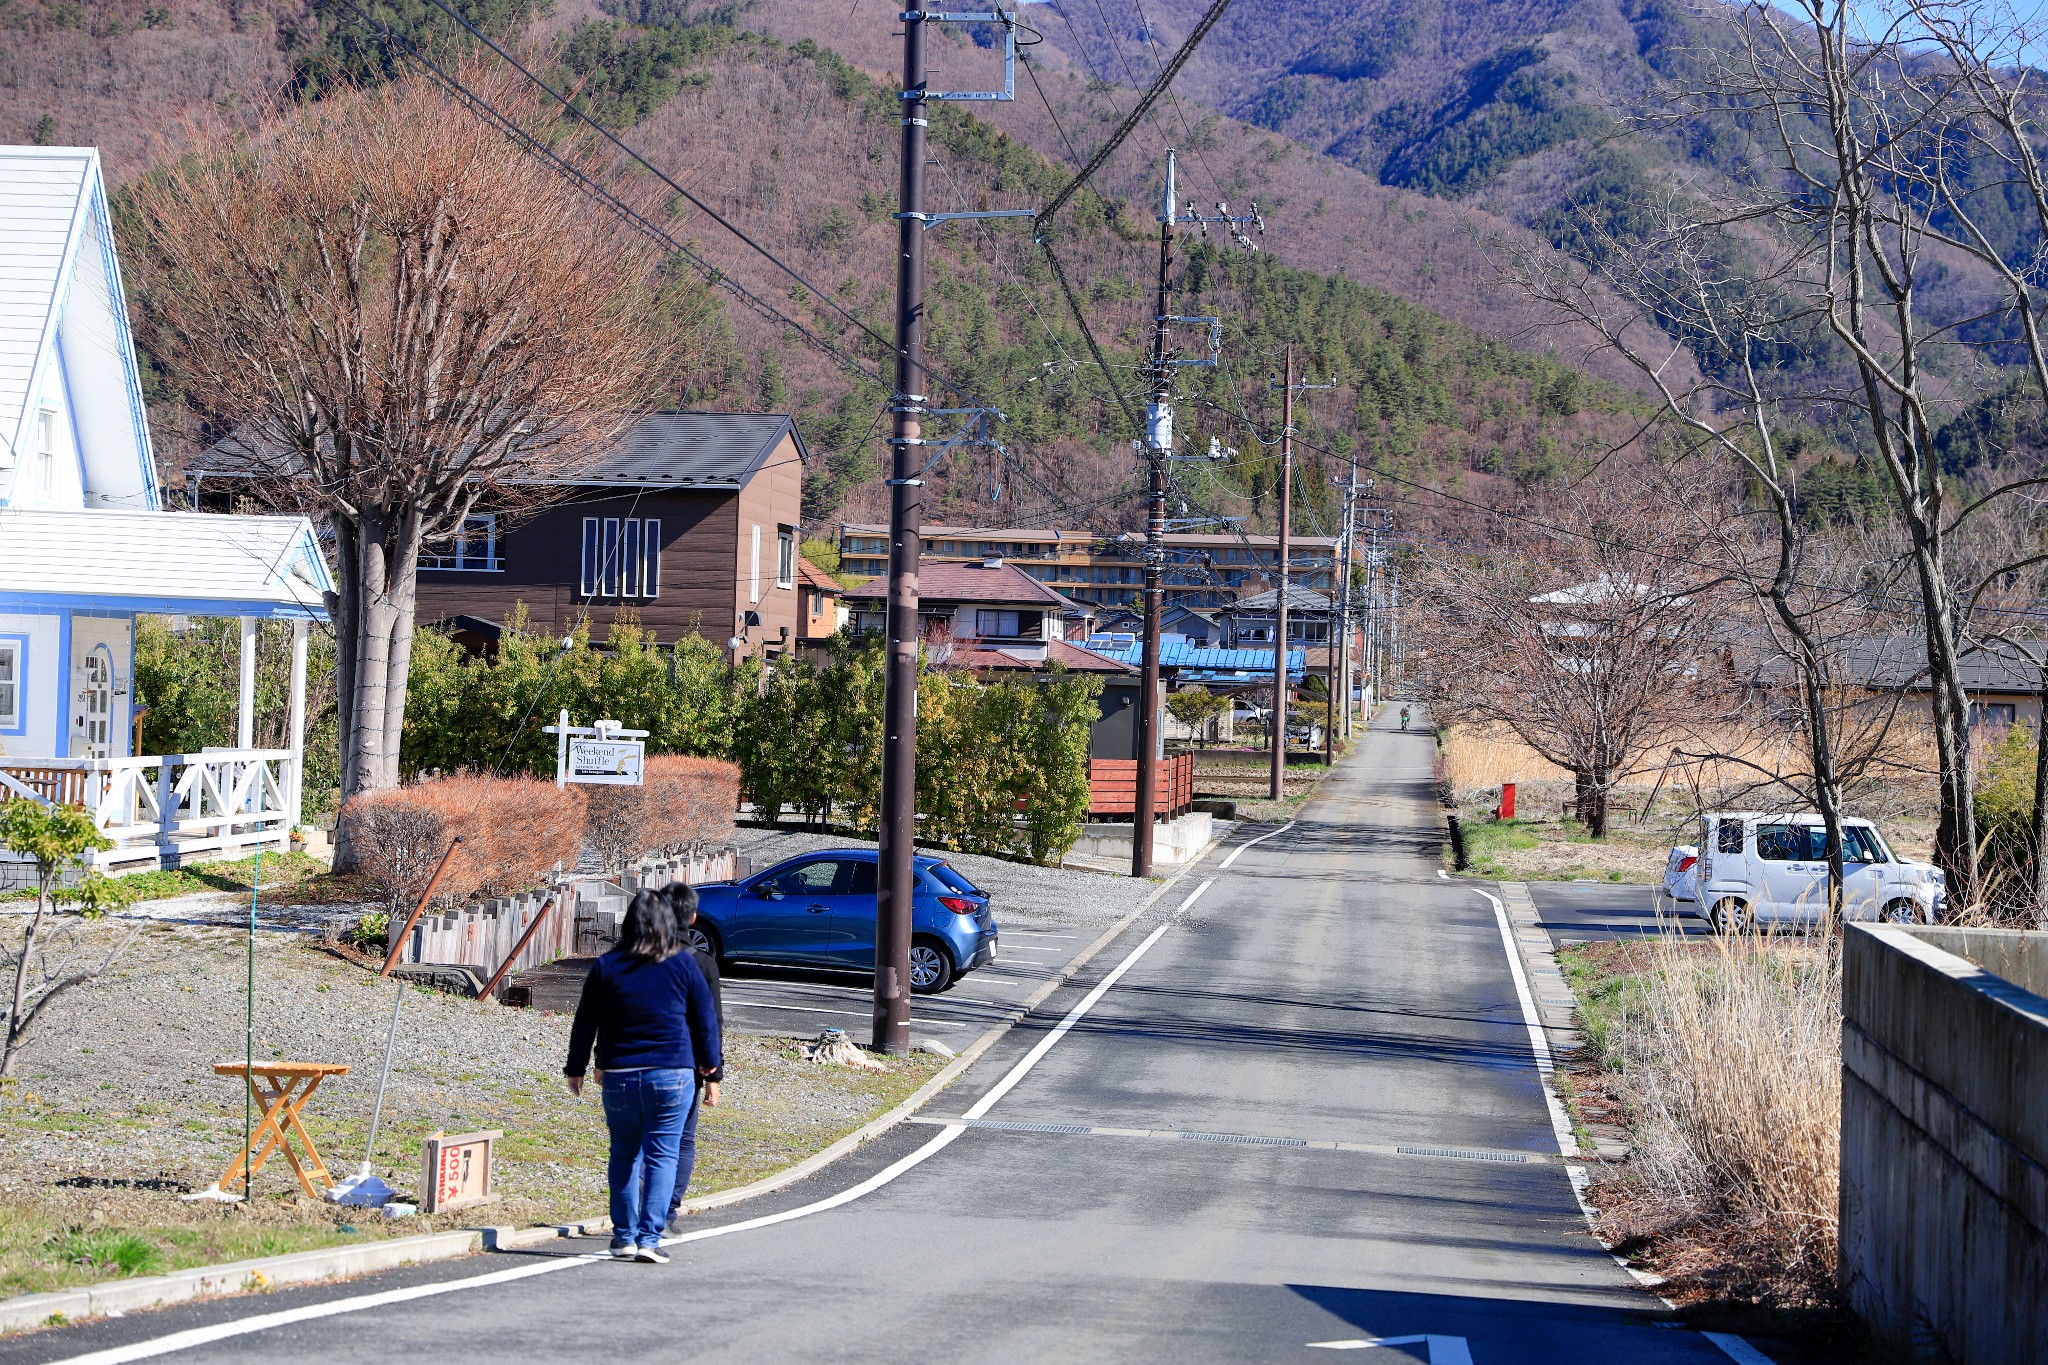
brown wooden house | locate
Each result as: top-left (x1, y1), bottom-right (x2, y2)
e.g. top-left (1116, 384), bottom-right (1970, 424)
top-left (408, 412), bottom-right (807, 658)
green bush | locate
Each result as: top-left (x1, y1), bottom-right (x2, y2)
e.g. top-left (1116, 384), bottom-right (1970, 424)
top-left (1975, 722), bottom-right (2040, 921)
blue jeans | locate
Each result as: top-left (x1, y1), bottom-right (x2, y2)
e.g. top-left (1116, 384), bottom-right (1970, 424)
top-left (666, 1079), bottom-right (704, 1224)
top-left (601, 1069), bottom-right (690, 1248)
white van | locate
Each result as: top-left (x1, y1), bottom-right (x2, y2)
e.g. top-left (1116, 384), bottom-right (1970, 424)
top-left (1657, 813), bottom-right (1945, 933)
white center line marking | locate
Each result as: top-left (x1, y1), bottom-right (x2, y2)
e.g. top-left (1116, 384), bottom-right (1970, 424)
top-left (60, 898), bottom-right (1178, 1364)
top-left (1219, 820), bottom-right (1295, 870)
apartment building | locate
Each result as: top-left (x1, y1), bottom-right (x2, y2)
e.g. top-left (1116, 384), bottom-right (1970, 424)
top-left (836, 524), bottom-right (1335, 610)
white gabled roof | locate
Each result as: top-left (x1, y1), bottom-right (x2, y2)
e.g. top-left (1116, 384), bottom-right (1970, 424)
top-left (0, 145), bottom-right (157, 509)
top-left (0, 508), bottom-right (333, 619)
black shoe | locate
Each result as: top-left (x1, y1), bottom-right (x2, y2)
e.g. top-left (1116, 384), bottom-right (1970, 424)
top-left (636, 1246), bottom-right (671, 1265)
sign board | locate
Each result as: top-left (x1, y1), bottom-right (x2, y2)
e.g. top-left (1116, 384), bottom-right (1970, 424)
top-left (566, 738), bottom-right (645, 786)
top-left (421, 1129), bottom-right (501, 1214)
top-left (543, 711), bottom-right (649, 788)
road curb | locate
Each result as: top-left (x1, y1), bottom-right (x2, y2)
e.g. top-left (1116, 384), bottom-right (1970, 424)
top-left (0, 846), bottom-right (1221, 1336)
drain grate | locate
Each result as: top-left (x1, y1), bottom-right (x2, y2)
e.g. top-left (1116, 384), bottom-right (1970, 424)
top-left (963, 1120), bottom-right (1094, 1135)
top-left (1179, 1130), bottom-right (1310, 1148)
top-left (1395, 1145), bottom-right (1533, 1163)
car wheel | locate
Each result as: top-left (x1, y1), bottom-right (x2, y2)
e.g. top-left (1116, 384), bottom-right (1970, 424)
top-left (686, 920), bottom-right (724, 965)
top-left (908, 938), bottom-right (955, 995)
top-left (1709, 897), bottom-right (1751, 935)
top-left (1882, 899), bottom-right (1923, 925)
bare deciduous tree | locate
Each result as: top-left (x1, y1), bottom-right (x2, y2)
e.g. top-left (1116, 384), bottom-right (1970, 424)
top-left (1410, 482), bottom-right (1728, 838)
top-left (125, 66), bottom-right (684, 847)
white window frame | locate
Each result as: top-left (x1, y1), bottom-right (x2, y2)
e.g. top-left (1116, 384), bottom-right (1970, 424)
top-left (0, 638), bottom-right (20, 732)
top-left (642, 518), bottom-right (661, 598)
top-left (422, 513), bottom-right (500, 571)
top-left (750, 524), bottom-right (762, 604)
top-left (777, 527), bottom-right (796, 589)
top-left (36, 407), bottom-right (58, 497)
top-left (581, 515), bottom-right (661, 599)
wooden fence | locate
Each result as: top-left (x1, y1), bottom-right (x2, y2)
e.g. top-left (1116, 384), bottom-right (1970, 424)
top-left (1086, 753), bottom-right (1195, 819)
top-left (399, 846), bottom-right (742, 974)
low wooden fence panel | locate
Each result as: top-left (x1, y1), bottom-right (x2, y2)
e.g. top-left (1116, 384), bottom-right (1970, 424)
top-left (1087, 753), bottom-right (1194, 819)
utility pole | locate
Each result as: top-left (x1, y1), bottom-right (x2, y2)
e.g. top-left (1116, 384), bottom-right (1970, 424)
top-left (874, 0), bottom-right (927, 1056)
top-left (1269, 346), bottom-right (1295, 802)
top-left (1132, 151), bottom-right (1179, 879)
top-left (1324, 468), bottom-right (1352, 765)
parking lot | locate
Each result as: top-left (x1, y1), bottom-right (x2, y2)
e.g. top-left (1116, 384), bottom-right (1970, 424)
top-left (717, 827), bottom-right (1174, 1045)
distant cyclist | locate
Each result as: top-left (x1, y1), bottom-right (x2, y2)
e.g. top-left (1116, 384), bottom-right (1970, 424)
top-left (1399, 706), bottom-right (1411, 731)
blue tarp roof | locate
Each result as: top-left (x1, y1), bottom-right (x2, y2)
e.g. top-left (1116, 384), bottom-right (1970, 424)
top-left (1083, 640), bottom-right (1306, 677)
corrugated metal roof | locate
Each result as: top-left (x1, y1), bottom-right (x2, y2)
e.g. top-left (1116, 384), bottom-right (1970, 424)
top-left (0, 147), bottom-right (93, 462)
top-left (1083, 640), bottom-right (1306, 674)
top-left (0, 508), bottom-right (333, 619)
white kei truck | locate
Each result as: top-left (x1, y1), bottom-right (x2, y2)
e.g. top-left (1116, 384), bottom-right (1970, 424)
top-left (1652, 812), bottom-right (1946, 934)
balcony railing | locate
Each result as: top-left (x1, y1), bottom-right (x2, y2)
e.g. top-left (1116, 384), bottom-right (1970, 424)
top-left (0, 748), bottom-right (298, 871)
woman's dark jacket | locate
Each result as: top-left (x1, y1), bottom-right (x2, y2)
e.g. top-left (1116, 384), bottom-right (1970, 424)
top-left (563, 948), bottom-right (722, 1078)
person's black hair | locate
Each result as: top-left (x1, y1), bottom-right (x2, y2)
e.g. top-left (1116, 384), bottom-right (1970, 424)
top-left (620, 888), bottom-right (682, 961)
top-left (663, 881), bottom-right (700, 925)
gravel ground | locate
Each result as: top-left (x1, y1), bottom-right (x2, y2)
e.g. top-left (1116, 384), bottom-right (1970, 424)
top-left (729, 827), bottom-right (1166, 936)
top-left (0, 917), bottom-right (940, 1296)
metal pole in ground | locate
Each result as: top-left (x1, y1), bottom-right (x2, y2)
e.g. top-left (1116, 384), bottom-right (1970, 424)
top-left (1335, 468), bottom-right (1359, 744)
top-left (874, 0), bottom-right (928, 1056)
top-left (1133, 151), bottom-right (1178, 879)
top-left (1269, 346), bottom-right (1294, 801)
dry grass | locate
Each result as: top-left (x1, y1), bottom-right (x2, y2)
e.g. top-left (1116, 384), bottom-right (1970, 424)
top-left (1596, 933), bottom-right (1842, 1306)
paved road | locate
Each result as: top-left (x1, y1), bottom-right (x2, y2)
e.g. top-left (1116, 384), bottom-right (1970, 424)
top-left (1522, 882), bottom-right (1706, 950)
top-left (23, 711), bottom-right (1754, 1365)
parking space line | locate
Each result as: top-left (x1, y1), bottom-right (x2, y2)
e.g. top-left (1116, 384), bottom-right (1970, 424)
top-left (727, 999), bottom-right (967, 1028)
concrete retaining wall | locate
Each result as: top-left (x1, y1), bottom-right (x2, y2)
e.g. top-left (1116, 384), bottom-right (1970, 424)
top-left (1840, 924), bottom-right (2048, 1363)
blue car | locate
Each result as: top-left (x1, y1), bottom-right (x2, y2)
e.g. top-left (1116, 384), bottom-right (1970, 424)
top-left (687, 850), bottom-right (997, 994)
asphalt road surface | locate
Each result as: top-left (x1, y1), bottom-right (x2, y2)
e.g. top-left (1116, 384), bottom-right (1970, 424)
top-left (21, 711), bottom-right (1763, 1365)
top-left (1522, 882), bottom-right (1707, 949)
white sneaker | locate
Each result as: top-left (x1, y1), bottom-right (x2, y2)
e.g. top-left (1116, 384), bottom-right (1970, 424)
top-left (635, 1247), bottom-right (671, 1265)
top-left (609, 1242), bottom-right (635, 1260)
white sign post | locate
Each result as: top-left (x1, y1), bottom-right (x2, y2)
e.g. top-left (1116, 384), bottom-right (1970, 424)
top-left (542, 710), bottom-right (649, 788)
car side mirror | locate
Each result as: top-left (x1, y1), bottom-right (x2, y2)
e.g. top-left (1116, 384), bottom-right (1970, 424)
top-left (753, 883), bottom-right (781, 900)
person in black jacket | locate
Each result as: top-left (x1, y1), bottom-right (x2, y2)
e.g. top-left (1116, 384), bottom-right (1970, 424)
top-left (663, 881), bottom-right (723, 1234)
top-left (564, 889), bottom-right (721, 1264)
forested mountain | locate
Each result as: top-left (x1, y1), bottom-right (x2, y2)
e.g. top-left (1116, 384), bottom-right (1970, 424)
top-left (2, 0), bottom-right (1676, 539)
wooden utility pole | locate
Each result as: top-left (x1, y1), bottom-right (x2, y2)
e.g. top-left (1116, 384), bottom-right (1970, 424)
top-left (1133, 152), bottom-right (1179, 878)
top-left (874, 0), bottom-right (927, 1056)
top-left (1269, 346), bottom-right (1295, 801)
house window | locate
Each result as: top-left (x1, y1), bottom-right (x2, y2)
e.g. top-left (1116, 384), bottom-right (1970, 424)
top-left (750, 525), bottom-right (762, 604)
top-left (975, 610), bottom-right (1021, 638)
top-left (36, 408), bottom-right (57, 497)
top-left (0, 639), bottom-right (19, 730)
top-left (777, 528), bottom-right (796, 589)
top-left (581, 516), bottom-right (662, 599)
top-left (421, 514), bottom-right (500, 571)
top-left (1971, 702), bottom-right (2017, 727)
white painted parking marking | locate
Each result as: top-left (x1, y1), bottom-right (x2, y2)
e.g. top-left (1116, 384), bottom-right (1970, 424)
top-left (1306, 1336), bottom-right (1471, 1362)
top-left (1001, 931), bottom-right (1078, 939)
top-left (1219, 820), bottom-right (1295, 870)
top-left (1001, 946), bottom-right (1063, 953)
top-left (727, 999), bottom-right (966, 1027)
top-left (57, 896), bottom-right (1178, 1363)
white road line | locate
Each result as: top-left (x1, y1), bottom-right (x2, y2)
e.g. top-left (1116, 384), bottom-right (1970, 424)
top-left (58, 902), bottom-right (1178, 1363)
top-left (1474, 889), bottom-right (1575, 1159)
top-left (1702, 1332), bottom-right (1778, 1364)
top-left (1219, 820), bottom-right (1295, 870)
top-left (1001, 932), bottom-right (1078, 939)
top-left (1475, 889), bottom-right (1778, 1365)
top-left (727, 1000), bottom-right (966, 1028)
top-left (1307, 1336), bottom-right (1471, 1362)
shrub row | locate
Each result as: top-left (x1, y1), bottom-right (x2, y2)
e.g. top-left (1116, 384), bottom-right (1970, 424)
top-left (735, 647), bottom-right (1101, 866)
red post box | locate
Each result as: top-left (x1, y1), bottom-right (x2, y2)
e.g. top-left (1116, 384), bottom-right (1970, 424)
top-left (1495, 782), bottom-right (1517, 820)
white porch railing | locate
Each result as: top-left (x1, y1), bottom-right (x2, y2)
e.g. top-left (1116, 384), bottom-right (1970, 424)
top-left (0, 749), bottom-right (298, 871)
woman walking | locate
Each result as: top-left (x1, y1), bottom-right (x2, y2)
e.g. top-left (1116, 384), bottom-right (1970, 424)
top-left (662, 881), bottom-right (723, 1233)
top-left (564, 889), bottom-right (722, 1263)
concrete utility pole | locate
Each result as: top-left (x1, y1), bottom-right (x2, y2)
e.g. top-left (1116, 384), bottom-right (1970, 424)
top-left (1269, 346), bottom-right (1295, 802)
top-left (1324, 467), bottom-right (1351, 766)
top-left (1132, 151), bottom-right (1179, 879)
top-left (874, 0), bottom-right (928, 1056)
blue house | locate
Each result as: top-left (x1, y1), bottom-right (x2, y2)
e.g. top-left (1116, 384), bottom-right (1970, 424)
top-left (0, 145), bottom-right (333, 872)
